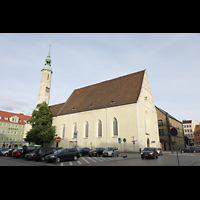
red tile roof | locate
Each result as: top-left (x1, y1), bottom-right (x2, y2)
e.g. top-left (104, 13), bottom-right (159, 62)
top-left (50, 70), bottom-right (145, 116)
top-left (0, 110), bottom-right (31, 124)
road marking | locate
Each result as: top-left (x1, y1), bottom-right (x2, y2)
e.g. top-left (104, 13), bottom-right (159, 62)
top-left (88, 157), bottom-right (97, 163)
top-left (94, 157), bottom-right (103, 162)
top-left (60, 163), bottom-right (63, 166)
top-left (77, 161), bottom-right (82, 165)
top-left (69, 162), bottom-right (73, 166)
top-left (81, 157), bottom-right (90, 164)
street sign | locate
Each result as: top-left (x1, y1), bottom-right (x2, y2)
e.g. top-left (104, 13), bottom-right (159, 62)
top-left (170, 128), bottom-right (178, 136)
top-left (123, 138), bottom-right (126, 142)
top-left (118, 138), bottom-right (121, 143)
top-left (56, 137), bottom-right (61, 143)
top-left (132, 140), bottom-right (135, 144)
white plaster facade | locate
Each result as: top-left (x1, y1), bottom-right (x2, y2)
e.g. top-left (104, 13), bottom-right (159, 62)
top-left (51, 70), bottom-right (159, 152)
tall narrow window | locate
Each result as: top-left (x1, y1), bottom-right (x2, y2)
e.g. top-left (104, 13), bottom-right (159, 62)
top-left (73, 122), bottom-right (77, 139)
top-left (98, 120), bottom-right (102, 137)
top-left (62, 124), bottom-right (65, 139)
top-left (85, 121), bottom-right (89, 138)
top-left (113, 117), bottom-right (118, 137)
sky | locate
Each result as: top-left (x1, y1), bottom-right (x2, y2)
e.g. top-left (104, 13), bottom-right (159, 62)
top-left (0, 33), bottom-right (199, 122)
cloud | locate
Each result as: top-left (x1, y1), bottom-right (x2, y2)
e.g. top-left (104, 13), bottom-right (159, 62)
top-left (0, 97), bottom-right (35, 116)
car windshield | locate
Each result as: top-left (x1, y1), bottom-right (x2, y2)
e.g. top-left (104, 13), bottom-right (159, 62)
top-left (105, 147), bottom-right (113, 151)
top-left (143, 148), bottom-right (154, 151)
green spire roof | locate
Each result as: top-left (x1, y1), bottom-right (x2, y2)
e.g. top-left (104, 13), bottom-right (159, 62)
top-left (42, 44), bottom-right (52, 72)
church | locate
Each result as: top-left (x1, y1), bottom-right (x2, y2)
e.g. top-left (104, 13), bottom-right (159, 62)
top-left (37, 45), bottom-right (160, 152)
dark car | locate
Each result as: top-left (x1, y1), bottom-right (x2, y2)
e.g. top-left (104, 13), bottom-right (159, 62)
top-left (141, 147), bottom-right (158, 159)
top-left (45, 148), bottom-right (80, 163)
top-left (184, 146), bottom-right (200, 153)
top-left (8, 148), bottom-right (15, 156)
top-left (33, 147), bottom-right (61, 161)
top-left (79, 148), bottom-right (90, 156)
top-left (22, 145), bottom-right (41, 158)
top-left (89, 148), bottom-right (105, 157)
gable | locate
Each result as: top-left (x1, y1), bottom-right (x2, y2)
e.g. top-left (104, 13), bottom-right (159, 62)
top-left (55, 70), bottom-right (145, 116)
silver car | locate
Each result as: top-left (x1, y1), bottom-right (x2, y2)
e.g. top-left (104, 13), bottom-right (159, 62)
top-left (102, 147), bottom-right (119, 157)
top-left (156, 148), bottom-right (162, 156)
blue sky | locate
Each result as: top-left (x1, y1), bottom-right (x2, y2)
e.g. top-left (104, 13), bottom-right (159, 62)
top-left (0, 33), bottom-right (199, 122)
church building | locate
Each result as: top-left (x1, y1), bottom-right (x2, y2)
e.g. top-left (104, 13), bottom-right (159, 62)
top-left (38, 45), bottom-right (160, 152)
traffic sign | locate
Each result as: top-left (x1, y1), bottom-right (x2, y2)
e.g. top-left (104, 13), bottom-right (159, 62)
top-left (132, 140), bottom-right (135, 144)
top-left (123, 138), bottom-right (126, 143)
top-left (56, 137), bottom-right (61, 143)
top-left (118, 138), bottom-right (121, 143)
top-left (170, 128), bottom-right (178, 136)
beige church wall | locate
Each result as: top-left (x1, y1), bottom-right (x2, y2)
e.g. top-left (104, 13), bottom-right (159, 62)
top-left (137, 70), bottom-right (159, 150)
top-left (52, 103), bottom-right (140, 152)
top-left (37, 70), bottom-right (52, 105)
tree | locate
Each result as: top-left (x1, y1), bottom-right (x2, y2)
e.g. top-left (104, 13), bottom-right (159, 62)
top-left (25, 102), bottom-right (56, 146)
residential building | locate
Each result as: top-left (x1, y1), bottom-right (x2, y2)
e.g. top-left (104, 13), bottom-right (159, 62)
top-left (194, 125), bottom-right (200, 146)
top-left (182, 120), bottom-right (199, 146)
top-left (0, 110), bottom-right (31, 148)
top-left (156, 106), bottom-right (185, 151)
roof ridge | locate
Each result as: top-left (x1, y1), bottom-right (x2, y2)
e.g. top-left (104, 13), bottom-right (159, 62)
top-left (74, 69), bottom-right (146, 92)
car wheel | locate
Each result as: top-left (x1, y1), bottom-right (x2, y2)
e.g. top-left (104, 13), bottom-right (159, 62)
top-left (56, 157), bottom-right (60, 163)
top-left (96, 153), bottom-right (99, 157)
top-left (73, 155), bottom-right (77, 161)
top-left (141, 157), bottom-right (144, 159)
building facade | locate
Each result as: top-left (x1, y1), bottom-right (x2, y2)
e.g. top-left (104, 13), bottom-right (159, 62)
top-left (0, 110), bottom-right (31, 148)
top-left (50, 70), bottom-right (160, 152)
top-left (156, 106), bottom-right (185, 151)
top-left (194, 125), bottom-right (200, 146)
top-left (182, 120), bottom-right (199, 146)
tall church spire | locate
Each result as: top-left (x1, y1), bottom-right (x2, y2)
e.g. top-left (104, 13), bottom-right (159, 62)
top-left (37, 44), bottom-right (53, 105)
top-left (42, 43), bottom-right (52, 73)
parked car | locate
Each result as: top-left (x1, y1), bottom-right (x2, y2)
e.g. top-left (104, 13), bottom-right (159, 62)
top-left (0, 148), bottom-right (9, 156)
top-left (89, 148), bottom-right (105, 157)
top-left (22, 145), bottom-right (41, 158)
top-left (13, 147), bottom-right (23, 158)
top-left (78, 148), bottom-right (90, 156)
top-left (8, 148), bottom-right (15, 156)
top-left (45, 148), bottom-right (80, 163)
top-left (25, 151), bottom-right (37, 160)
top-left (1, 149), bottom-right (10, 156)
top-left (141, 147), bottom-right (158, 159)
top-left (184, 146), bottom-right (200, 153)
top-left (33, 147), bottom-right (62, 161)
top-left (156, 148), bottom-right (162, 156)
top-left (102, 147), bottom-right (119, 157)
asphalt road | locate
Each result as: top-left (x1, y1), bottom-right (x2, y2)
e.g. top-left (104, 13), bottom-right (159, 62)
top-left (1, 152), bottom-right (200, 166)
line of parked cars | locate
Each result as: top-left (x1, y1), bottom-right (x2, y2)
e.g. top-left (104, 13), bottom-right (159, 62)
top-left (0, 145), bottom-right (120, 163)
